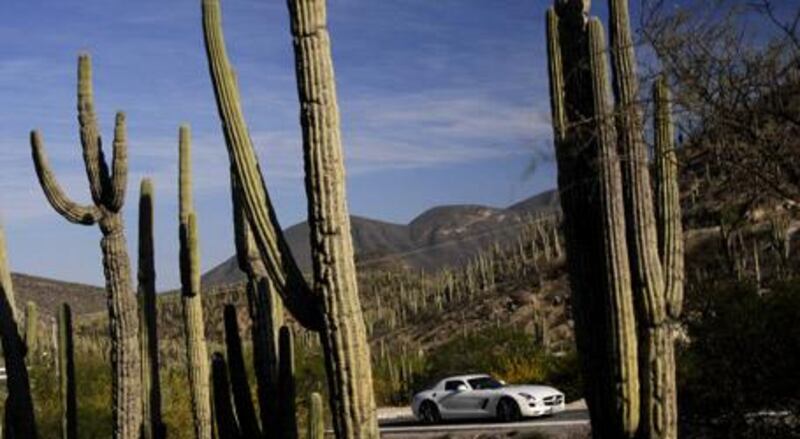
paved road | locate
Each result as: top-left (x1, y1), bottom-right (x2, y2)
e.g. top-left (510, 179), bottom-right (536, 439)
top-left (378, 407), bottom-right (590, 438)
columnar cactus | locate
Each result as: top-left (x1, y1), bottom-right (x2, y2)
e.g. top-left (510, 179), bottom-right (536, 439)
top-left (546, 4), bottom-right (640, 438)
top-left (546, 2), bottom-right (684, 438)
top-left (307, 393), bottom-right (325, 439)
top-left (210, 353), bottom-right (242, 439)
top-left (178, 125), bottom-right (212, 439)
top-left (58, 304), bottom-right (77, 439)
top-left (223, 304), bottom-right (261, 438)
top-left (277, 326), bottom-right (297, 439)
top-left (30, 54), bottom-right (141, 439)
top-left (0, 224), bottom-right (37, 438)
top-left (138, 178), bottom-right (165, 439)
top-left (231, 171), bottom-right (283, 434)
top-left (24, 301), bottom-right (38, 355)
top-left (202, 0), bottom-right (379, 436)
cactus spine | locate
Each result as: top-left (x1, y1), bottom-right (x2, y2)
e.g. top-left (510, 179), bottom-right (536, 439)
top-left (231, 171), bottom-right (283, 434)
top-left (30, 54), bottom-right (141, 439)
top-left (546, 5), bottom-right (640, 437)
top-left (58, 304), bottom-right (77, 439)
top-left (138, 178), bottom-right (165, 439)
top-left (203, 0), bottom-right (379, 436)
top-left (277, 326), bottom-right (297, 439)
top-left (223, 304), bottom-right (261, 438)
top-left (307, 393), bottom-right (325, 439)
top-left (178, 125), bottom-right (212, 439)
top-left (286, 0), bottom-right (379, 436)
top-left (210, 353), bottom-right (242, 439)
top-left (24, 301), bottom-right (38, 355)
top-left (0, 224), bottom-right (37, 438)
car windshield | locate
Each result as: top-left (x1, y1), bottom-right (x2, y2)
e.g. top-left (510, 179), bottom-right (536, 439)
top-left (468, 376), bottom-right (504, 390)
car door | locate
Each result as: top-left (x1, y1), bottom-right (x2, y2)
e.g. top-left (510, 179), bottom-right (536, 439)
top-left (436, 380), bottom-right (473, 418)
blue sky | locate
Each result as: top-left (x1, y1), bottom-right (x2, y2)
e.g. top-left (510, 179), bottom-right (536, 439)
top-left (0, 1), bottom-right (686, 289)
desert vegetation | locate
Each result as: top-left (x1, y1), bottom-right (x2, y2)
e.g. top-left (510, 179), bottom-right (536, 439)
top-left (0, 0), bottom-right (799, 439)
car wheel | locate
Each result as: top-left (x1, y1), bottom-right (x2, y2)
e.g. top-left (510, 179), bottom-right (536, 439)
top-left (496, 397), bottom-right (521, 423)
top-left (419, 401), bottom-right (441, 425)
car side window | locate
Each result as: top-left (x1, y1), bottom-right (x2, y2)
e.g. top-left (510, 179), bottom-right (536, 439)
top-left (444, 380), bottom-right (467, 391)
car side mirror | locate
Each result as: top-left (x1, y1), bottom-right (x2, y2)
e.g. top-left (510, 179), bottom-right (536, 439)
top-left (499, 380), bottom-right (507, 386)
top-left (456, 384), bottom-right (468, 393)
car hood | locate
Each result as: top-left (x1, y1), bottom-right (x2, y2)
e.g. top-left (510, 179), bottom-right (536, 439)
top-left (503, 385), bottom-right (561, 397)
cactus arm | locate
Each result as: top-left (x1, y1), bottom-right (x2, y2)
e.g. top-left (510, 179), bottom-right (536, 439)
top-left (210, 353), bottom-right (243, 439)
top-left (653, 75), bottom-right (684, 320)
top-left (76, 54), bottom-right (111, 206)
top-left (546, 8), bottom-right (566, 143)
top-left (108, 112), bottom-right (128, 212)
top-left (223, 305), bottom-right (261, 438)
top-left (277, 326), bottom-right (298, 439)
top-left (30, 131), bottom-right (100, 225)
top-left (0, 224), bottom-right (38, 438)
top-left (201, 0), bottom-right (323, 331)
top-left (58, 303), bottom-right (77, 439)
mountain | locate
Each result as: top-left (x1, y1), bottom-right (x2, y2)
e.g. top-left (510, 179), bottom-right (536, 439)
top-left (10, 273), bottom-right (106, 317)
top-left (202, 189), bottom-right (560, 287)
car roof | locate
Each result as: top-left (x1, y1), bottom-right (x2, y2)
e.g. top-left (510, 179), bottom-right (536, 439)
top-left (439, 374), bottom-right (491, 384)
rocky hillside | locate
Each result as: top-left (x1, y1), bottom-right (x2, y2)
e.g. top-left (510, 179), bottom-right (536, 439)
top-left (202, 189), bottom-right (560, 286)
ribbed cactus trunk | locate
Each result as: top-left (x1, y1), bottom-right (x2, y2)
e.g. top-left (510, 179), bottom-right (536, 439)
top-left (30, 54), bottom-right (140, 439)
top-left (287, 1), bottom-right (379, 437)
top-left (546, 4), bottom-right (640, 438)
top-left (58, 304), bottom-right (77, 439)
top-left (223, 305), bottom-right (261, 438)
top-left (0, 225), bottom-right (37, 439)
top-left (210, 353), bottom-right (242, 439)
top-left (652, 74), bottom-right (683, 439)
top-left (138, 178), bottom-right (165, 439)
top-left (307, 393), bottom-right (325, 439)
top-left (178, 125), bottom-right (213, 439)
top-left (231, 171), bottom-right (283, 436)
top-left (276, 326), bottom-right (297, 439)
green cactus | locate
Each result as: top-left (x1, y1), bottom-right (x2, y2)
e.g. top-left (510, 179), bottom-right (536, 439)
top-left (178, 125), bottom-right (212, 439)
top-left (0, 224), bottom-right (38, 438)
top-left (202, 0), bottom-right (378, 436)
top-left (138, 178), bottom-right (165, 439)
top-left (307, 393), bottom-right (325, 439)
top-left (277, 326), bottom-right (298, 439)
top-left (58, 304), bottom-right (77, 439)
top-left (24, 301), bottom-right (38, 356)
top-left (210, 353), bottom-right (242, 439)
top-left (223, 304), bottom-right (261, 438)
top-left (30, 53), bottom-right (141, 439)
top-left (546, 5), bottom-right (640, 438)
top-left (231, 170), bottom-right (283, 434)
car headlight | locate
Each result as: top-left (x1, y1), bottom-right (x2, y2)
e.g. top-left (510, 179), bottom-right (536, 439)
top-left (518, 392), bottom-right (537, 401)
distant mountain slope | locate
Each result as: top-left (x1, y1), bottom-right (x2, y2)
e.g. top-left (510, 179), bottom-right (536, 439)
top-left (202, 189), bottom-right (560, 287)
top-left (11, 273), bottom-right (105, 317)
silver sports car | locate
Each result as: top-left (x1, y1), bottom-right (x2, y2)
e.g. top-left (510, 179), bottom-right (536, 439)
top-left (411, 373), bottom-right (565, 423)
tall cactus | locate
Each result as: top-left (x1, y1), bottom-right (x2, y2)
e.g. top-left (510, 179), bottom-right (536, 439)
top-left (178, 125), bottom-right (212, 439)
top-left (58, 304), bottom-right (77, 439)
top-left (546, 4), bottom-right (640, 438)
top-left (546, 2), bottom-right (684, 438)
top-left (223, 304), bottom-right (261, 438)
top-left (231, 171), bottom-right (283, 435)
top-left (202, 0), bottom-right (379, 436)
top-left (138, 178), bottom-right (165, 439)
top-left (307, 393), bottom-right (325, 439)
top-left (0, 223), bottom-right (37, 438)
top-left (30, 54), bottom-right (141, 439)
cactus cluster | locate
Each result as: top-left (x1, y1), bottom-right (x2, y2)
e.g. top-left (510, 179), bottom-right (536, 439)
top-left (545, 1), bottom-right (684, 438)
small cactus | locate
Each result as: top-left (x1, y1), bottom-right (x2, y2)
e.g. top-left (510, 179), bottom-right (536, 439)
top-left (210, 353), bottom-right (242, 439)
top-left (277, 326), bottom-right (297, 439)
top-left (58, 304), bottom-right (77, 439)
top-left (223, 304), bottom-right (261, 438)
top-left (307, 393), bottom-right (325, 439)
top-left (24, 301), bottom-right (38, 356)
